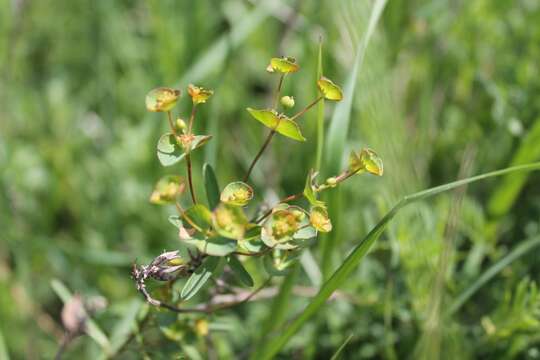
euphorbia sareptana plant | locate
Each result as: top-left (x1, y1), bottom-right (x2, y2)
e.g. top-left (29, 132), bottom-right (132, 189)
top-left (132, 56), bottom-right (383, 313)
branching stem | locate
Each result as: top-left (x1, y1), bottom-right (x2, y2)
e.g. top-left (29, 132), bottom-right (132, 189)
top-left (254, 168), bottom-right (363, 223)
top-left (290, 95), bottom-right (324, 121)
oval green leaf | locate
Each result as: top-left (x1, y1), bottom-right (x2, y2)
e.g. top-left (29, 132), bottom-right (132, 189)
top-left (180, 233), bottom-right (237, 257)
top-left (303, 169), bottom-right (325, 207)
top-left (184, 204), bottom-right (213, 231)
top-left (227, 256), bottom-right (254, 287)
top-left (181, 256), bottom-right (220, 300)
top-left (220, 181), bottom-right (254, 206)
top-left (157, 133), bottom-right (212, 167)
top-left (246, 108), bottom-right (305, 142)
top-left (203, 163), bottom-right (220, 210)
top-left (212, 203), bottom-right (248, 240)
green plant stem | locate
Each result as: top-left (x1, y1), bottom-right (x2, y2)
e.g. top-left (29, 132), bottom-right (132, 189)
top-left (187, 103), bottom-right (198, 135)
top-left (243, 129), bottom-right (277, 182)
top-left (175, 202), bottom-right (203, 232)
top-left (254, 168), bottom-right (359, 223)
top-left (167, 110), bottom-right (197, 204)
top-left (290, 95), bottom-right (324, 121)
top-left (243, 74), bottom-right (285, 182)
top-left (186, 154), bottom-right (197, 204)
top-left (166, 111), bottom-right (177, 136)
top-left (140, 277), bottom-right (272, 314)
top-left (186, 104), bottom-right (199, 204)
top-left (273, 74), bottom-right (285, 108)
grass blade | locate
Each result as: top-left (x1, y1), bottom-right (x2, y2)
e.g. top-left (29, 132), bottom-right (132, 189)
top-left (249, 265), bottom-right (300, 360)
top-left (50, 279), bottom-right (112, 356)
top-left (324, 0), bottom-right (388, 175)
top-left (321, 0), bottom-right (388, 280)
top-left (447, 234), bottom-right (540, 315)
top-left (107, 299), bottom-right (144, 358)
top-left (178, 4), bottom-right (270, 85)
top-left (0, 327), bottom-right (9, 360)
top-left (315, 38), bottom-right (325, 170)
top-left (256, 162), bottom-right (540, 359)
top-left (488, 118), bottom-right (540, 218)
top-left (330, 333), bottom-right (354, 360)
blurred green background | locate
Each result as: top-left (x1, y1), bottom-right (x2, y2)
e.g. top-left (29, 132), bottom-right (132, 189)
top-left (1, 0), bottom-right (540, 358)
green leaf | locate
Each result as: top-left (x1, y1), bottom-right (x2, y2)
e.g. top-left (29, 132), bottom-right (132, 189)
top-left (184, 204), bottom-right (213, 231)
top-left (268, 57), bottom-right (299, 73)
top-left (238, 237), bottom-right (265, 253)
top-left (246, 108), bottom-right (306, 142)
top-left (256, 162), bottom-right (540, 360)
top-left (350, 148), bottom-right (383, 176)
top-left (303, 169), bottom-right (325, 207)
top-left (179, 231), bottom-right (237, 257)
top-left (488, 118), bottom-right (540, 218)
top-left (168, 215), bottom-right (183, 229)
top-left (203, 163), bottom-right (220, 209)
top-left (227, 256), bottom-right (254, 287)
top-left (310, 206), bottom-right (332, 233)
top-left (220, 181), bottom-right (254, 206)
top-left (212, 203), bottom-right (249, 240)
top-left (149, 175), bottom-right (185, 204)
top-left (157, 133), bottom-right (212, 167)
top-left (145, 87), bottom-right (181, 112)
top-left (263, 250), bottom-right (299, 276)
top-left (181, 256), bottom-right (220, 300)
top-left (317, 76), bottom-right (343, 101)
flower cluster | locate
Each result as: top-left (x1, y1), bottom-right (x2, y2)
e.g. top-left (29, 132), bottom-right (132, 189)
top-left (137, 56), bottom-right (383, 307)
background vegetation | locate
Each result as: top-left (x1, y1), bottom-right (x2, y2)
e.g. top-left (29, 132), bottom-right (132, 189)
top-left (1, 0), bottom-right (540, 358)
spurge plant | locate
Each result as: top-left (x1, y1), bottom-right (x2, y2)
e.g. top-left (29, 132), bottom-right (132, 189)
top-left (132, 56), bottom-right (384, 313)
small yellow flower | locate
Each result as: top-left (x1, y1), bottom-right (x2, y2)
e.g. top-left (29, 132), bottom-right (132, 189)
top-left (187, 84), bottom-right (214, 105)
top-left (145, 87), bottom-right (181, 112)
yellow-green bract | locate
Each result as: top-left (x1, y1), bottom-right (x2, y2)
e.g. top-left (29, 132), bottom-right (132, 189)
top-left (317, 77), bottom-right (343, 101)
top-left (145, 87), bottom-right (181, 112)
top-left (246, 108), bottom-right (306, 141)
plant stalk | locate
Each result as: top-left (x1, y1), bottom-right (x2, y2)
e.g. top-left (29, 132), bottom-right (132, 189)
top-left (243, 74), bottom-right (285, 182)
top-left (290, 95), bottom-right (324, 121)
top-left (186, 104), bottom-right (199, 204)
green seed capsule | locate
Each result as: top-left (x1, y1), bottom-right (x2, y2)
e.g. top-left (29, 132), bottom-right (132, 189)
top-left (280, 96), bottom-right (295, 108)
